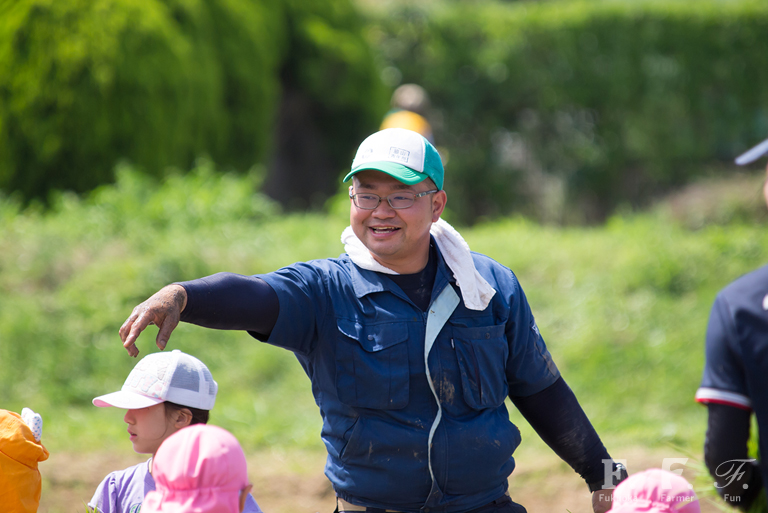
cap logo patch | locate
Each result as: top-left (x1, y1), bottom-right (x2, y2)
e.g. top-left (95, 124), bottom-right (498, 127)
top-left (389, 146), bottom-right (410, 163)
top-left (130, 372), bottom-right (163, 398)
top-left (125, 358), bottom-right (170, 399)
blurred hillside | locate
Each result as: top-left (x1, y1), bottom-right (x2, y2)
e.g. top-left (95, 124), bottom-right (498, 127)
top-left (2, 165), bottom-right (767, 458)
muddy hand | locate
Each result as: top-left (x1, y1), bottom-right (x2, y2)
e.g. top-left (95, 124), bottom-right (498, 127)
top-left (119, 284), bottom-right (187, 357)
top-left (592, 488), bottom-right (614, 513)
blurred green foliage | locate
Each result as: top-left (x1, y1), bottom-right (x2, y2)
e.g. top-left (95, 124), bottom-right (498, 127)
top-left (0, 0), bottom-right (386, 204)
top-left (368, 0), bottom-right (768, 223)
top-left (0, 161), bottom-right (347, 451)
top-left (283, 0), bottom-right (388, 148)
top-left (263, 0), bottom-right (389, 208)
top-left (4, 0), bottom-right (768, 223)
top-left (0, 0), bottom-right (284, 199)
top-left (2, 165), bottom-right (767, 455)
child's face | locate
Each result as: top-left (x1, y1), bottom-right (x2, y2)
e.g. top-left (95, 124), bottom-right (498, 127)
top-left (123, 403), bottom-right (178, 454)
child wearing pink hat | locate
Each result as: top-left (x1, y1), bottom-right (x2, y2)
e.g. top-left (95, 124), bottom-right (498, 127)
top-left (142, 424), bottom-right (254, 513)
top-left (609, 468), bottom-right (700, 513)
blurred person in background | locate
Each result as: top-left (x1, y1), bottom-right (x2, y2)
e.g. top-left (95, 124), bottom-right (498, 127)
top-left (119, 127), bottom-right (627, 513)
top-left (87, 350), bottom-right (262, 513)
top-left (380, 83), bottom-right (435, 145)
top-left (142, 424), bottom-right (254, 513)
top-left (0, 408), bottom-right (48, 513)
top-left (695, 138), bottom-right (768, 511)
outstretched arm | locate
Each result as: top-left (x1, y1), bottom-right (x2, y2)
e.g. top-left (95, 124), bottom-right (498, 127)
top-left (118, 273), bottom-right (279, 357)
top-left (178, 273), bottom-right (279, 337)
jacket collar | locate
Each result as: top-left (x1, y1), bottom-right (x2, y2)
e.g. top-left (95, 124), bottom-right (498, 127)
top-left (345, 237), bottom-right (454, 302)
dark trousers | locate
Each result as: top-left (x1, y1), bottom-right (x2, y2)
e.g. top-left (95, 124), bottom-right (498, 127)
top-left (335, 494), bottom-right (527, 513)
top-left (464, 494), bottom-right (527, 513)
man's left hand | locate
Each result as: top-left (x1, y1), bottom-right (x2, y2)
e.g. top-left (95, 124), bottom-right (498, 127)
top-left (592, 488), bottom-right (614, 513)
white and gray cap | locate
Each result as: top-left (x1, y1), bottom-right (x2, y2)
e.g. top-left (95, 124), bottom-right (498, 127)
top-left (93, 349), bottom-right (218, 410)
top-left (735, 138), bottom-right (768, 166)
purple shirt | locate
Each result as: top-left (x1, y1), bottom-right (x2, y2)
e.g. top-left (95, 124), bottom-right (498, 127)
top-left (88, 458), bottom-right (263, 513)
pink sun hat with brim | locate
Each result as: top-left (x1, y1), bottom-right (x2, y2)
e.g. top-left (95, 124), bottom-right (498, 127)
top-left (142, 424), bottom-right (250, 513)
top-left (610, 468), bottom-right (700, 513)
top-left (92, 349), bottom-right (217, 410)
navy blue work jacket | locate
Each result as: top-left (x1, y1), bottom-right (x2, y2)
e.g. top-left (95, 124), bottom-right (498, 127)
top-left (259, 245), bottom-right (560, 513)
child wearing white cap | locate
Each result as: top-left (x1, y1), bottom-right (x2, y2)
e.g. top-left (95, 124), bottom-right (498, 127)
top-left (87, 349), bottom-right (263, 513)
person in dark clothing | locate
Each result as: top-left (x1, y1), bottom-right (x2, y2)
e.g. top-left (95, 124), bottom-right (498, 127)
top-left (695, 137), bottom-right (768, 511)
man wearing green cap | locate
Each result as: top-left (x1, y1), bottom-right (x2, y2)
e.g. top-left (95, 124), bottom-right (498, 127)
top-left (120, 128), bottom-right (624, 513)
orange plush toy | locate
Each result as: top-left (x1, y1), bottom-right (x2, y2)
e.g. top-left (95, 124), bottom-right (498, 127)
top-left (0, 408), bottom-right (49, 513)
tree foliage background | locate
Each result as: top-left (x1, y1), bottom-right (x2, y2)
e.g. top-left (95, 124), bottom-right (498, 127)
top-left (367, 0), bottom-right (768, 223)
top-left (2, 0), bottom-right (768, 222)
top-left (0, 0), bottom-right (387, 206)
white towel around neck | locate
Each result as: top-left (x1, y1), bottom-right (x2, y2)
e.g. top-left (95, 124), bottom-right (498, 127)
top-left (340, 218), bottom-right (495, 310)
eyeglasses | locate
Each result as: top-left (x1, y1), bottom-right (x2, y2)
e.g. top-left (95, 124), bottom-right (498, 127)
top-left (349, 189), bottom-right (438, 210)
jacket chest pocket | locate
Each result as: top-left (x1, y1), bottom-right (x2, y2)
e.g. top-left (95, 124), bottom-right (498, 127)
top-left (335, 319), bottom-right (410, 410)
top-left (452, 324), bottom-right (509, 409)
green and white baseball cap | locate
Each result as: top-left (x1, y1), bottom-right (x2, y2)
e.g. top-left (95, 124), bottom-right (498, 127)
top-left (343, 128), bottom-right (444, 190)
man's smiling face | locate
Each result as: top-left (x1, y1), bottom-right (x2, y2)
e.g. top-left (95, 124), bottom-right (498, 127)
top-left (350, 170), bottom-right (446, 274)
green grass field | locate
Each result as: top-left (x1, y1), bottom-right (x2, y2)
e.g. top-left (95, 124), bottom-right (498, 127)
top-left (2, 162), bottom-right (766, 466)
